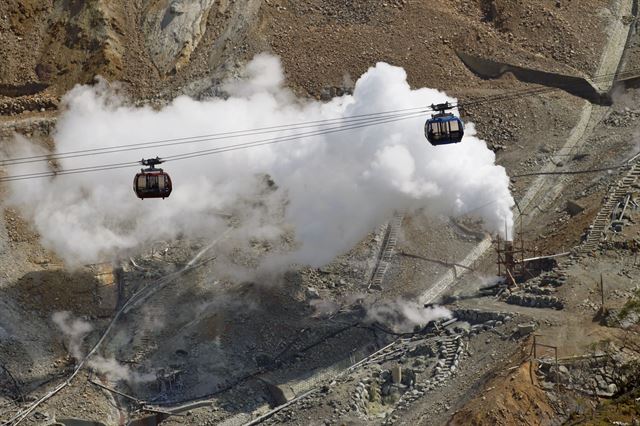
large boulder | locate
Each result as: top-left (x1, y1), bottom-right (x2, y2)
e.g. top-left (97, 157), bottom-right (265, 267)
top-left (566, 199), bottom-right (585, 216)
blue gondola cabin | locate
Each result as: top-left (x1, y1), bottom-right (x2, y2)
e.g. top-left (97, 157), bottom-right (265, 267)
top-left (424, 102), bottom-right (465, 146)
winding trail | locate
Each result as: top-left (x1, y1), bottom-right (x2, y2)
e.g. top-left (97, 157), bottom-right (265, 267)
top-left (1, 2), bottom-right (634, 425)
top-left (142, 4), bottom-right (639, 425)
top-left (418, 0), bottom-right (635, 305)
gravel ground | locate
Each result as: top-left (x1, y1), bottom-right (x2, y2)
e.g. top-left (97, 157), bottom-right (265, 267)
top-left (2, 0), bottom-right (640, 424)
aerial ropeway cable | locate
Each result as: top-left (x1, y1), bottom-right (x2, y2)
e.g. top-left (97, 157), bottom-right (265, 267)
top-left (0, 110), bottom-right (428, 186)
top-left (1, 65), bottom-right (639, 193)
top-left (0, 107), bottom-right (428, 167)
top-left (2, 64), bottom-right (637, 169)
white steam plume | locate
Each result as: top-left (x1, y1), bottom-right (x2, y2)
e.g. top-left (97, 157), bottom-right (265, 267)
top-left (3, 53), bottom-right (514, 268)
top-left (52, 311), bottom-right (153, 383)
top-left (89, 355), bottom-right (155, 383)
top-left (52, 311), bottom-right (93, 360)
top-left (364, 299), bottom-right (451, 333)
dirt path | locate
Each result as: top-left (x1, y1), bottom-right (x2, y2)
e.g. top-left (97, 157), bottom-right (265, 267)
top-left (417, 0), bottom-right (635, 305)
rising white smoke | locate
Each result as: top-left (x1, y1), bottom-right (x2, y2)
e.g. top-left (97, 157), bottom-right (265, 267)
top-left (52, 311), bottom-right (153, 383)
top-left (89, 355), bottom-right (155, 383)
top-left (52, 311), bottom-right (93, 359)
top-left (3, 53), bottom-right (514, 268)
top-left (364, 299), bottom-right (451, 332)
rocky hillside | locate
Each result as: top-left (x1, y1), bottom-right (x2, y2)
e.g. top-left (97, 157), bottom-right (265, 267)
top-left (0, 0), bottom-right (610, 106)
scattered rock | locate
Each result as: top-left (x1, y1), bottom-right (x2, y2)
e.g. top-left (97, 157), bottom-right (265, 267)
top-left (517, 322), bottom-right (537, 336)
top-left (306, 287), bottom-right (321, 299)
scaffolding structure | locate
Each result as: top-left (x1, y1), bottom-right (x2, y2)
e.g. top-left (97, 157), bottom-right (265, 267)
top-left (494, 217), bottom-right (538, 285)
top-left (495, 235), bottom-right (526, 286)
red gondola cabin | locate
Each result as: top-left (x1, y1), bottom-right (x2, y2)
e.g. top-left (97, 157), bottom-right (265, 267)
top-left (133, 157), bottom-right (172, 200)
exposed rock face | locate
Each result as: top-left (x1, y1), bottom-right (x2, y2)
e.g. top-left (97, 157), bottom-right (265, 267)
top-left (42, 0), bottom-right (125, 79)
top-left (143, 0), bottom-right (217, 75)
top-left (0, 0), bottom-right (126, 94)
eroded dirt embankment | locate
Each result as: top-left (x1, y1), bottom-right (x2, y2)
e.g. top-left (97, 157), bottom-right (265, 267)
top-left (448, 357), bottom-right (555, 426)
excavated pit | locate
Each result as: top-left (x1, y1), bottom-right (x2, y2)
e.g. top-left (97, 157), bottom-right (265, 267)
top-left (457, 51), bottom-right (612, 105)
